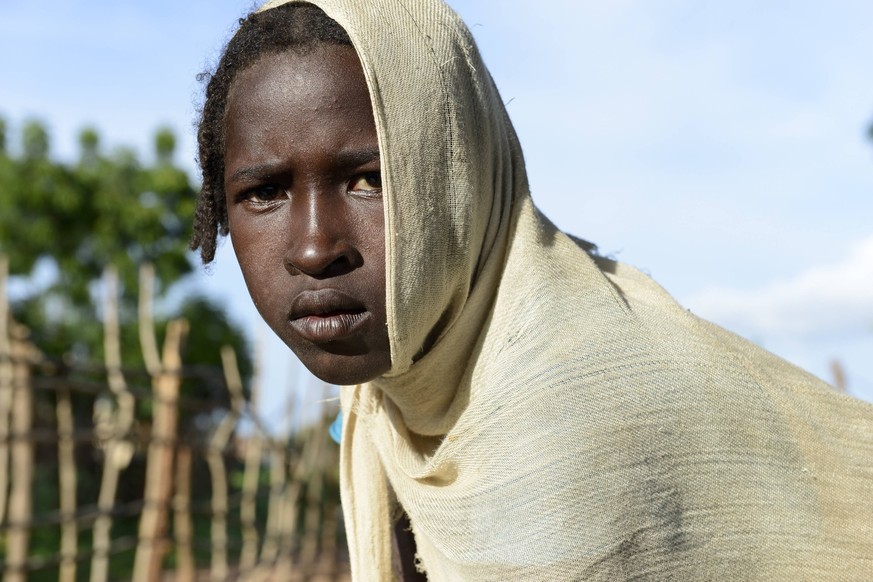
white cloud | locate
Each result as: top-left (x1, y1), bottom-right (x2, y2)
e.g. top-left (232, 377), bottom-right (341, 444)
top-left (685, 234), bottom-right (873, 338)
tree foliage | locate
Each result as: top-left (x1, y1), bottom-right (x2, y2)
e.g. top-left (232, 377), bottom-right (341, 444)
top-left (0, 116), bottom-right (250, 381)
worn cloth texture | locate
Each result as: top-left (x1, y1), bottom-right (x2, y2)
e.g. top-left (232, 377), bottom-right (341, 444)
top-left (258, 1), bottom-right (873, 579)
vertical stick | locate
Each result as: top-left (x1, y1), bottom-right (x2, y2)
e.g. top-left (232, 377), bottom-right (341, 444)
top-left (132, 265), bottom-right (186, 582)
top-left (255, 417), bottom-right (323, 580)
top-left (201, 346), bottom-right (247, 581)
top-left (250, 444), bottom-right (299, 582)
top-left (56, 387), bottom-right (78, 582)
top-left (238, 332), bottom-right (265, 576)
top-left (258, 444), bottom-right (288, 566)
top-left (274, 472), bottom-right (301, 580)
top-left (173, 444), bottom-right (195, 582)
top-left (319, 401), bottom-right (342, 578)
top-left (299, 413), bottom-right (328, 576)
top-left (4, 324), bottom-right (34, 582)
top-left (320, 501), bottom-right (340, 579)
top-left (248, 329), bottom-right (298, 581)
top-left (239, 429), bottom-right (264, 575)
top-left (132, 318), bottom-right (187, 582)
top-left (205, 441), bottom-right (230, 582)
top-left (91, 459), bottom-right (121, 582)
top-left (138, 264), bottom-right (161, 377)
top-left (91, 267), bottom-right (136, 582)
top-left (204, 346), bottom-right (246, 582)
top-left (0, 255), bottom-right (13, 525)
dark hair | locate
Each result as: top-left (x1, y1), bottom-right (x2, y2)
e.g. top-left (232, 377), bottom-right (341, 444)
top-left (191, 2), bottom-right (352, 263)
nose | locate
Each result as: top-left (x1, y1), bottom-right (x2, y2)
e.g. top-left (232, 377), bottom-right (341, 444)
top-left (283, 189), bottom-right (362, 278)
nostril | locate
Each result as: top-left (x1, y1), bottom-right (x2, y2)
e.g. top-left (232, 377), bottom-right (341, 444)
top-left (285, 240), bottom-right (362, 279)
top-left (322, 253), bottom-right (355, 277)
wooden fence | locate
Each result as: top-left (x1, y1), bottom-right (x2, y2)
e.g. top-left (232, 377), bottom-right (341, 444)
top-left (0, 259), bottom-right (348, 581)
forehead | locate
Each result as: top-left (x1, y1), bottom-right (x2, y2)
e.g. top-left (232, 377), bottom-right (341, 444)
top-left (226, 45), bottom-right (373, 128)
top-left (224, 44), bottom-right (376, 162)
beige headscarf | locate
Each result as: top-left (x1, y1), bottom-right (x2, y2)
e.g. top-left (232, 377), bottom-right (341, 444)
top-left (258, 1), bottom-right (873, 579)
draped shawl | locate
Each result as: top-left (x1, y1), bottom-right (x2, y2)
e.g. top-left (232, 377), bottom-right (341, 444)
top-left (258, 1), bottom-right (873, 579)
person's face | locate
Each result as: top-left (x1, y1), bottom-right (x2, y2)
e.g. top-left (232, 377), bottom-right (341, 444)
top-left (223, 44), bottom-right (391, 385)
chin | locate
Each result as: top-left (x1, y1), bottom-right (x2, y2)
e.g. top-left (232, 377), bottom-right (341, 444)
top-left (307, 364), bottom-right (383, 387)
top-left (296, 348), bottom-right (390, 386)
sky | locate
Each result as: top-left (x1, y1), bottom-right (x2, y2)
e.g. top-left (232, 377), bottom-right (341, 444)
top-left (2, 0), bottom-right (872, 428)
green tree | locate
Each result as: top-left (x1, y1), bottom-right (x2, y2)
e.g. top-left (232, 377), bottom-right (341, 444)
top-left (0, 117), bottom-right (250, 375)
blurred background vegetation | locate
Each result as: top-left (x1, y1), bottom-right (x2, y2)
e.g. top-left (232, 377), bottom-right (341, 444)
top-left (0, 117), bottom-right (345, 580)
top-left (0, 116), bottom-right (249, 374)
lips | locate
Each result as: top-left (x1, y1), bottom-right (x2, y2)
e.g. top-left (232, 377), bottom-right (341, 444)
top-left (288, 289), bottom-right (372, 343)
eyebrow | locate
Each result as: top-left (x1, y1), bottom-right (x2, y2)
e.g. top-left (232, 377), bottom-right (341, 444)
top-left (226, 148), bottom-right (381, 184)
top-left (334, 147), bottom-right (381, 168)
top-left (226, 162), bottom-right (283, 184)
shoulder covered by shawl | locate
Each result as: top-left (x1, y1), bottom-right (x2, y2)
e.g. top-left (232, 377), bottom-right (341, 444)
top-left (256, 0), bottom-right (873, 578)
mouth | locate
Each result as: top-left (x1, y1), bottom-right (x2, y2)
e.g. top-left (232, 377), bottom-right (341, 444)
top-left (288, 289), bottom-right (372, 344)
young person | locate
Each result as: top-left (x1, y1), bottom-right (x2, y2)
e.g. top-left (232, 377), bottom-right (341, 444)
top-left (192, 1), bottom-right (873, 579)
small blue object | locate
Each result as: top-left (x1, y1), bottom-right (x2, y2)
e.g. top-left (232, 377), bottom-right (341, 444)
top-left (329, 411), bottom-right (343, 444)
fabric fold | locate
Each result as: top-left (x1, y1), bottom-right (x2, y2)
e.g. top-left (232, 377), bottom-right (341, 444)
top-left (259, 0), bottom-right (873, 579)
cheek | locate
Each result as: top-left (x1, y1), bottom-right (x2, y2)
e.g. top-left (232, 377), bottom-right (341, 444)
top-left (360, 205), bottom-right (386, 267)
top-left (228, 213), bottom-right (289, 303)
top-left (229, 207), bottom-right (286, 261)
top-left (360, 209), bottom-right (387, 298)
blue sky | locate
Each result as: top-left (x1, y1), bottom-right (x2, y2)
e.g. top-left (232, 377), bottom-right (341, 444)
top-left (2, 1), bottom-right (872, 426)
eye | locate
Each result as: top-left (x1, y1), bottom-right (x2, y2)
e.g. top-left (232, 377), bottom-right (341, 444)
top-left (348, 172), bottom-right (382, 196)
top-left (238, 184), bottom-right (285, 205)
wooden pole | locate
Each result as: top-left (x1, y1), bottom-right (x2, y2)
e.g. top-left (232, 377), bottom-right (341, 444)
top-left (239, 429), bottom-right (265, 575)
top-left (4, 324), bottom-right (35, 582)
top-left (299, 413), bottom-right (328, 576)
top-left (56, 387), bottom-right (78, 582)
top-left (132, 317), bottom-right (187, 582)
top-left (203, 346), bottom-right (246, 581)
top-left (131, 255), bottom-right (187, 582)
top-left (0, 255), bottom-right (13, 525)
top-left (91, 267), bottom-right (136, 582)
top-left (237, 331), bottom-right (265, 576)
top-left (172, 444), bottom-right (195, 582)
top-left (258, 444), bottom-right (289, 566)
top-left (138, 264), bottom-right (161, 377)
